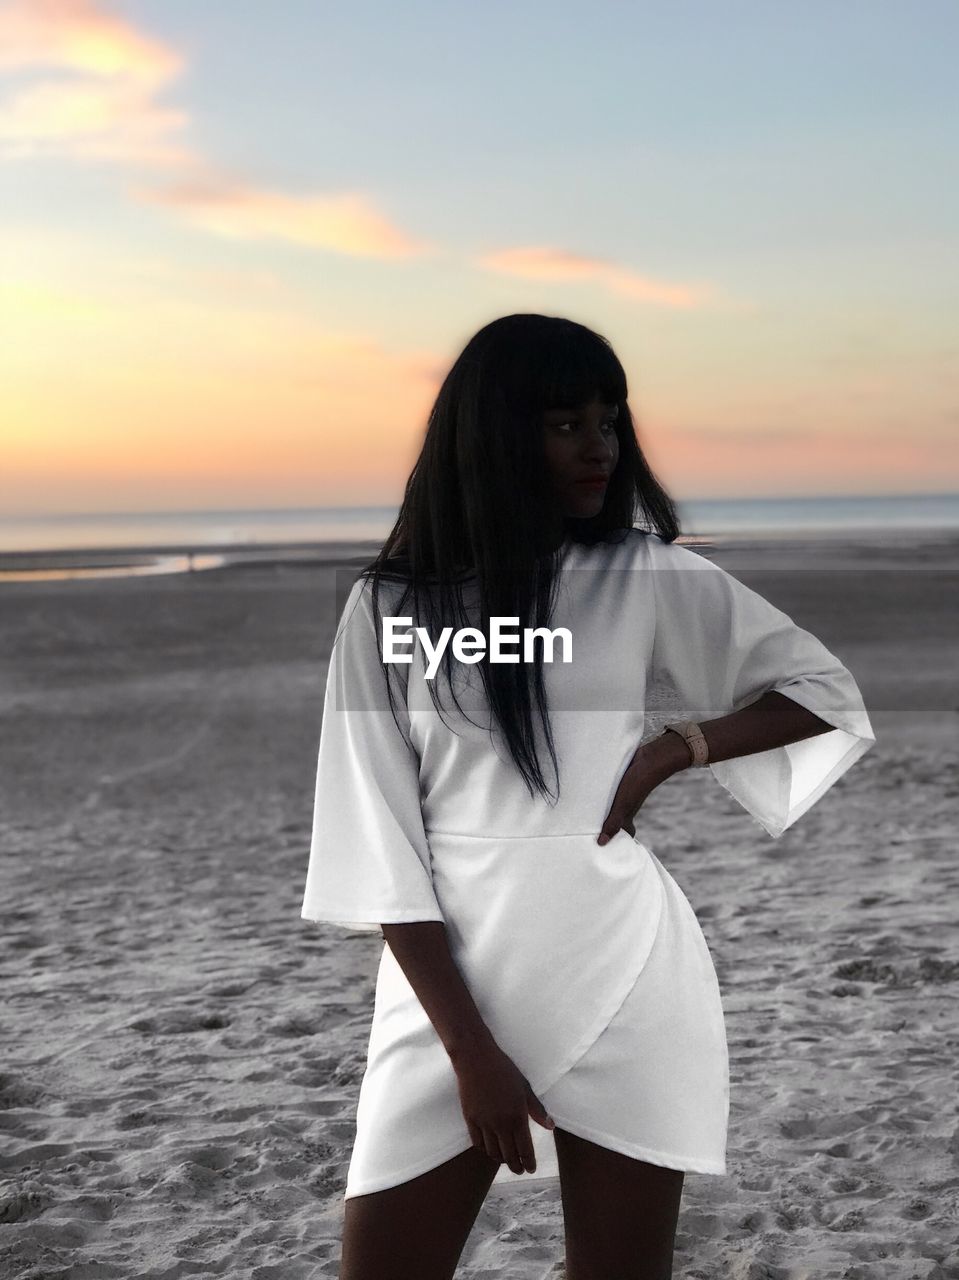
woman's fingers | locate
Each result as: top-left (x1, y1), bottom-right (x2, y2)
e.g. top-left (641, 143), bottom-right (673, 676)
top-left (497, 1129), bottom-right (527, 1176)
top-left (487, 1126), bottom-right (527, 1175)
top-left (484, 1130), bottom-right (503, 1166)
top-left (516, 1123), bottom-right (537, 1173)
top-left (598, 814), bottom-right (636, 845)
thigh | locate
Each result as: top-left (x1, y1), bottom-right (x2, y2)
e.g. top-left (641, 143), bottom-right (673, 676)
top-left (339, 1143), bottom-right (501, 1280)
top-left (554, 1127), bottom-right (685, 1280)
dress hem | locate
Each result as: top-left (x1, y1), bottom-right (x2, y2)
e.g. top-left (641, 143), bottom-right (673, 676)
top-left (344, 1131), bottom-right (490, 1200)
top-left (344, 1119), bottom-right (727, 1200)
top-left (540, 1108), bottom-right (728, 1178)
top-left (300, 908), bottom-right (445, 926)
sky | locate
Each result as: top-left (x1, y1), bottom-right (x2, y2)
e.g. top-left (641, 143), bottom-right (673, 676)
top-left (1, 0), bottom-right (957, 516)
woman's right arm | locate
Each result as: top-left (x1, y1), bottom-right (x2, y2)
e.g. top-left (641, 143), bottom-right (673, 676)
top-left (380, 921), bottom-right (498, 1065)
top-left (380, 921), bottom-right (554, 1174)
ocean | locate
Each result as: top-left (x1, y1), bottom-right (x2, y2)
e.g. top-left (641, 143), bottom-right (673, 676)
top-left (1, 492), bottom-right (958, 581)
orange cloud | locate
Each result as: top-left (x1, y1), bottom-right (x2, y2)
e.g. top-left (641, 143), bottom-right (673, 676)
top-left (0, 0), bottom-right (180, 80)
top-left (133, 174), bottom-right (434, 258)
top-left (0, 3), bottom-right (724, 297)
top-left (477, 245), bottom-right (714, 309)
top-left (0, 77), bottom-right (193, 165)
top-left (0, 0), bottom-right (432, 256)
top-left (0, 0), bottom-right (194, 166)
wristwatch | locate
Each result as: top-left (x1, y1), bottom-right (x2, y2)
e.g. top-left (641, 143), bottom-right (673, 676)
top-left (662, 720), bottom-right (709, 768)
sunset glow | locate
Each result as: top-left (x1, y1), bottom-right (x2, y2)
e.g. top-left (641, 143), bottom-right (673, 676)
top-left (2, 0), bottom-right (956, 515)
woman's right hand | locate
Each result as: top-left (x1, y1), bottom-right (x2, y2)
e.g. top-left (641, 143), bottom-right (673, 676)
top-left (453, 1041), bottom-right (556, 1174)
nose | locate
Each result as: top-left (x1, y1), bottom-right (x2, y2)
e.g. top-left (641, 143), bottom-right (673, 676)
top-left (580, 422), bottom-right (616, 462)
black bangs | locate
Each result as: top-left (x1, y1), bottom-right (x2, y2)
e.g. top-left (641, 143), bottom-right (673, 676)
top-left (479, 314), bottom-right (629, 419)
top-left (535, 328), bottom-right (628, 414)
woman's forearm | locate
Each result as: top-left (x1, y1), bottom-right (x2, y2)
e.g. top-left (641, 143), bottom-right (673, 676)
top-left (380, 921), bottom-right (499, 1069)
top-left (644, 689), bottom-right (833, 781)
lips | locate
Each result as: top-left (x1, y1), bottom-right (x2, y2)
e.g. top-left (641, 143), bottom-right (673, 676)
top-left (575, 475), bottom-right (610, 486)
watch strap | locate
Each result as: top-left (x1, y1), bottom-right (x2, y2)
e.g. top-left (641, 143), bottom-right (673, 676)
top-left (663, 719), bottom-right (709, 768)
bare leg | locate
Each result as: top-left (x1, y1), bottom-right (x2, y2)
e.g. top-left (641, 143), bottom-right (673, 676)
top-left (339, 1143), bottom-right (501, 1280)
top-left (554, 1127), bottom-right (685, 1280)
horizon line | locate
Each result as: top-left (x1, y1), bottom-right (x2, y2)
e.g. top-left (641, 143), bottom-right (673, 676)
top-left (4, 490), bottom-right (959, 523)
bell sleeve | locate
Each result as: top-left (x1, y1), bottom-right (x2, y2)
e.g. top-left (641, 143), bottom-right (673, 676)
top-left (300, 576), bottom-right (446, 933)
top-left (648, 537), bottom-right (876, 838)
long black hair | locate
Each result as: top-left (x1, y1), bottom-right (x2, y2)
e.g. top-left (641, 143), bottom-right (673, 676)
top-left (353, 313), bottom-right (682, 804)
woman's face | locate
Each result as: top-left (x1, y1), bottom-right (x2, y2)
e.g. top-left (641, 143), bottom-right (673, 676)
top-left (541, 394), bottom-right (620, 519)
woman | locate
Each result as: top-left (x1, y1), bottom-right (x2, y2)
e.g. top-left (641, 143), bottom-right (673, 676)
top-left (301, 314), bottom-right (876, 1279)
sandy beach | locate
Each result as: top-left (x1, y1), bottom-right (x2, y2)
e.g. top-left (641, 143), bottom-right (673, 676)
top-left (1, 533), bottom-right (957, 1279)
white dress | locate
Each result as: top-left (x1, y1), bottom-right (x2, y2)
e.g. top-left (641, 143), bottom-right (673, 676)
top-left (300, 529), bottom-right (876, 1198)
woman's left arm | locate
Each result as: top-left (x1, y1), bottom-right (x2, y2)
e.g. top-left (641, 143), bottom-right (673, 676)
top-left (646, 689), bottom-right (834, 783)
top-left (599, 538), bottom-right (876, 844)
top-left (601, 691), bottom-right (831, 843)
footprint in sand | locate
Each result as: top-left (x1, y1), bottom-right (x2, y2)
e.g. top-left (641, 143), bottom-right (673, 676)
top-left (127, 1009), bottom-right (230, 1034)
